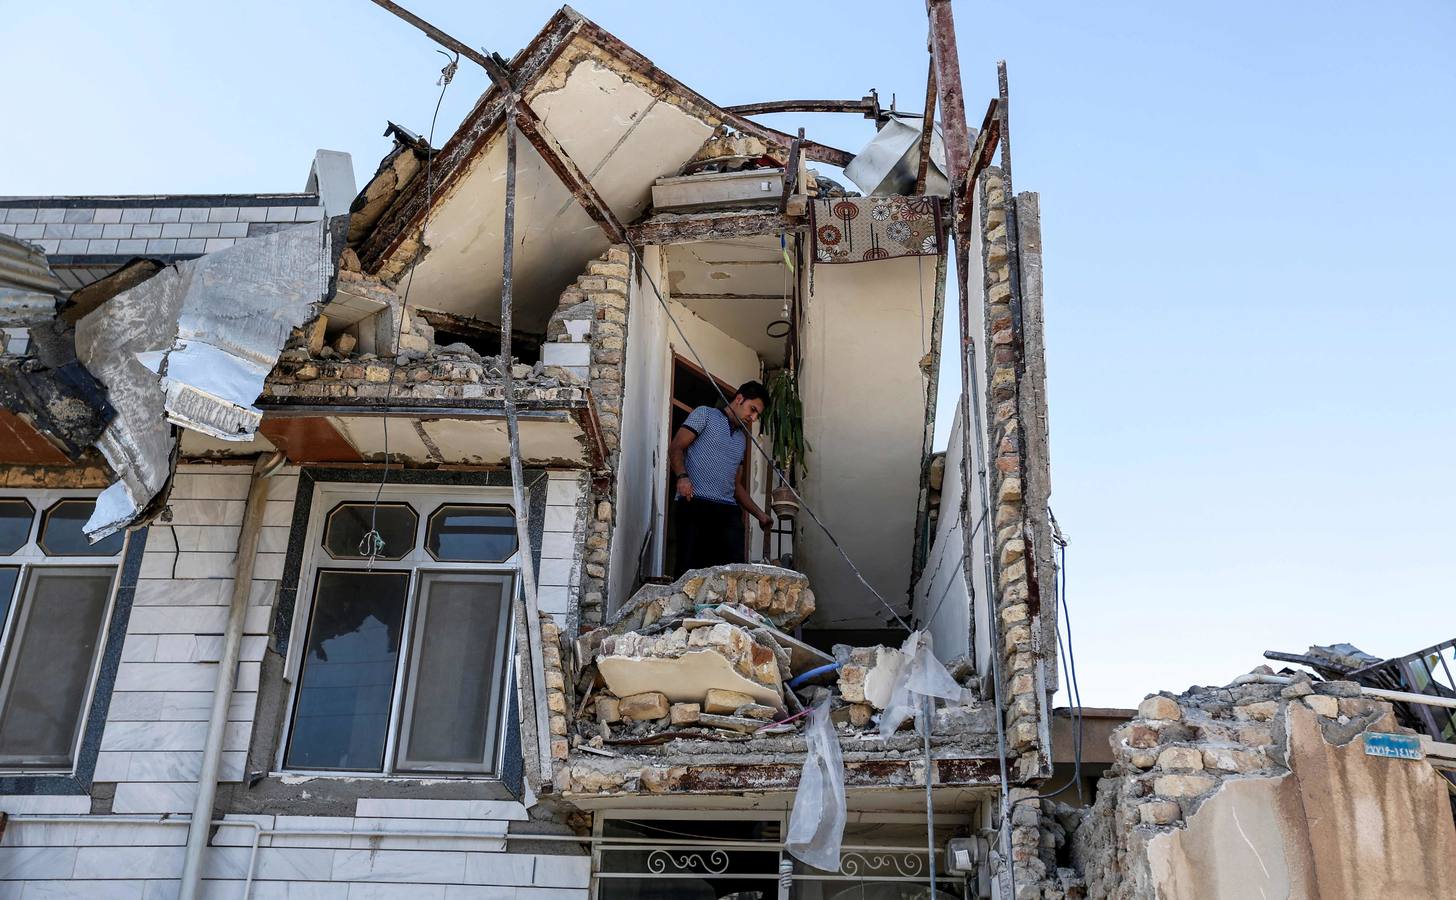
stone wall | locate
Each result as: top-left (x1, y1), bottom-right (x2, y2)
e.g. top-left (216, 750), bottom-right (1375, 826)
top-left (541, 245), bottom-right (632, 630)
top-left (978, 166), bottom-right (1056, 896)
top-left (1066, 671), bottom-right (1456, 899)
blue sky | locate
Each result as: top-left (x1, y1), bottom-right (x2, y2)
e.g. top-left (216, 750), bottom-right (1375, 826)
top-left (4, 2), bottom-right (1453, 706)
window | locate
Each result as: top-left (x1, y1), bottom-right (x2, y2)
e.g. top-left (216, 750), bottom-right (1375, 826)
top-left (282, 487), bottom-right (518, 777)
top-left (0, 493), bottom-right (124, 771)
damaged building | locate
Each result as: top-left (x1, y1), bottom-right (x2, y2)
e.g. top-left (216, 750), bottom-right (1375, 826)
top-left (3, 2), bottom-right (1452, 899)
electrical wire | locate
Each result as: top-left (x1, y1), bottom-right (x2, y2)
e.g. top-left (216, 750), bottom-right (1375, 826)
top-left (624, 238), bottom-right (913, 634)
top-left (1036, 510), bottom-right (1084, 802)
top-left (360, 49), bottom-right (458, 567)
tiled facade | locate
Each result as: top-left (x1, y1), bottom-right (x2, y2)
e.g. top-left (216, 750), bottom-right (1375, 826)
top-left (0, 199), bottom-right (324, 261)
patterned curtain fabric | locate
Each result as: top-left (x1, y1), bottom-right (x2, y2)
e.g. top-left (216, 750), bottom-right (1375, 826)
top-left (810, 196), bottom-right (941, 264)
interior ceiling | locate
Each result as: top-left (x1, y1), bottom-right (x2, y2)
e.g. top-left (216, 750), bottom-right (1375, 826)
top-left (404, 57), bottom-right (717, 333)
top-left (669, 236), bottom-right (793, 367)
top-left (182, 414), bottom-right (587, 467)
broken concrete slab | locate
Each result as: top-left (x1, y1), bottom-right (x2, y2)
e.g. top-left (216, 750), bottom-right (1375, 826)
top-left (696, 713), bottom-right (764, 734)
top-left (597, 649), bottom-right (783, 711)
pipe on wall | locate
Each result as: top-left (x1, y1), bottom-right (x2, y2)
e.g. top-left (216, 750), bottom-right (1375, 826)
top-left (177, 450), bottom-right (287, 900)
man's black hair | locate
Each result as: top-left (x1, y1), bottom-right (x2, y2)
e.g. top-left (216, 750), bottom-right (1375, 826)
top-left (735, 380), bottom-right (769, 406)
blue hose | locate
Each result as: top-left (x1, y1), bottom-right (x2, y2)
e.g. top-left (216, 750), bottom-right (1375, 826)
top-left (787, 662), bottom-right (840, 688)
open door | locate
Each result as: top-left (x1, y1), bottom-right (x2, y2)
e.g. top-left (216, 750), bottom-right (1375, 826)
top-left (662, 354), bottom-right (753, 577)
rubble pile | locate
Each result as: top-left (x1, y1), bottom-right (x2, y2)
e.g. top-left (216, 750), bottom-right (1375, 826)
top-left (563, 564), bottom-right (986, 761)
top-left (1067, 668), bottom-right (1413, 900)
top-left (266, 261), bottom-right (586, 404)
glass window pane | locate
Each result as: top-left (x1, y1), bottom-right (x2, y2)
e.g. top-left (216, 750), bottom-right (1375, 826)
top-left (323, 503), bottom-right (417, 561)
top-left (39, 500), bottom-right (123, 557)
top-left (396, 573), bottom-right (512, 772)
top-left (0, 567), bottom-right (18, 630)
top-left (285, 570), bottom-right (409, 771)
top-left (425, 505), bottom-right (517, 562)
top-left (0, 500), bottom-right (34, 555)
top-left (0, 567), bottom-right (115, 767)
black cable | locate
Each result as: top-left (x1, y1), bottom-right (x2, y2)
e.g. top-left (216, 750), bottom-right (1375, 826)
top-left (361, 49), bottom-right (458, 566)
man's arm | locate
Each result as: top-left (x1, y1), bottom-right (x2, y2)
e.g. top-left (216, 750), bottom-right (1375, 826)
top-left (668, 425), bottom-right (698, 500)
top-left (735, 432), bottom-right (771, 528)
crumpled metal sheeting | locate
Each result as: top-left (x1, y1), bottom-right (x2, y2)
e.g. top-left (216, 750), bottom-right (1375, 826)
top-left (76, 220), bottom-right (332, 539)
top-left (0, 234), bottom-right (64, 328)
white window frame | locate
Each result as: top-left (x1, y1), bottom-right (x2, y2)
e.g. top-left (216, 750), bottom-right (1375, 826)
top-left (0, 489), bottom-right (127, 775)
top-left (276, 483), bottom-right (521, 779)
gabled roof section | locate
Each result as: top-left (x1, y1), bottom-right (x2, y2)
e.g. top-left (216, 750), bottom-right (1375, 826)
top-left (352, 6), bottom-right (851, 313)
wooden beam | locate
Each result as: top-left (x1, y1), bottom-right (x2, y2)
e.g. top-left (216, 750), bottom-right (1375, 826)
top-left (368, 0), bottom-right (627, 246)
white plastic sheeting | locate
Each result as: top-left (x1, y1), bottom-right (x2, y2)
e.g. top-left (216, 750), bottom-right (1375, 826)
top-left (76, 220), bottom-right (332, 539)
top-left (879, 630), bottom-right (963, 740)
top-left (786, 694), bottom-right (847, 872)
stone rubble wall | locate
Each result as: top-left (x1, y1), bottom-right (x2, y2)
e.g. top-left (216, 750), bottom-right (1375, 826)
top-left (1056, 670), bottom-right (1456, 900)
top-left (541, 245), bottom-right (632, 631)
top-left (265, 264), bottom-right (587, 405)
top-left (978, 166), bottom-right (1055, 896)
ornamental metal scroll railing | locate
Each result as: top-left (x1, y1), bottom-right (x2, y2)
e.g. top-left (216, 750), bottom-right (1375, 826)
top-left (595, 841), bottom-right (956, 889)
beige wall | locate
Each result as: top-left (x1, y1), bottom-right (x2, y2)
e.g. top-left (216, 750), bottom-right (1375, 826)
top-left (798, 255), bottom-right (938, 629)
top-left (1148, 704), bottom-right (1456, 899)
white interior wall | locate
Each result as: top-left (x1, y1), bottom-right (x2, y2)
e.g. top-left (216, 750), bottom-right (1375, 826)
top-left (665, 298), bottom-right (768, 563)
top-left (610, 248), bottom-right (669, 612)
top-left (912, 407), bottom-right (971, 660)
top-left (798, 255), bottom-right (938, 629)
top-left (964, 193), bottom-right (994, 682)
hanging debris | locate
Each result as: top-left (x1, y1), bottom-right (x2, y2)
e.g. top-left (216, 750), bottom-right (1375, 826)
top-left (75, 220), bottom-right (335, 538)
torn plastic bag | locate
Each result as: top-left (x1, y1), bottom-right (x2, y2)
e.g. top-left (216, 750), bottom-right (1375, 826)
top-left (786, 695), bottom-right (846, 872)
top-left (879, 630), bottom-right (962, 740)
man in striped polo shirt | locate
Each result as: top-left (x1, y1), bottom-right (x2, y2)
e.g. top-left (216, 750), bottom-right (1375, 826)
top-left (668, 381), bottom-right (774, 576)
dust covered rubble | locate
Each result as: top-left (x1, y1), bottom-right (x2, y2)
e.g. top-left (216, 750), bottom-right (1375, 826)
top-left (556, 564), bottom-right (994, 794)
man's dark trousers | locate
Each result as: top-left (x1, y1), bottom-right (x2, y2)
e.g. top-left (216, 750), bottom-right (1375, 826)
top-left (673, 497), bottom-right (744, 576)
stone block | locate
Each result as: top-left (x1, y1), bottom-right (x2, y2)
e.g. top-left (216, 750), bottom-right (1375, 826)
top-left (1153, 774), bottom-right (1216, 798)
top-left (1234, 701), bottom-right (1279, 722)
top-left (1139, 800), bottom-right (1181, 826)
top-left (1156, 746), bottom-right (1203, 772)
top-left (1304, 694), bottom-right (1339, 717)
top-left (703, 688), bottom-right (755, 714)
top-left (1138, 695), bottom-right (1182, 722)
top-left (619, 692), bottom-right (670, 721)
top-left (595, 696), bottom-right (621, 724)
top-left (848, 703), bottom-right (874, 727)
top-left (1202, 747), bottom-right (1266, 773)
top-left (670, 703), bottom-right (700, 725)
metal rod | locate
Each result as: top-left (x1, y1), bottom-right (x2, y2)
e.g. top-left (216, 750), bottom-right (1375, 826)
top-left (367, 0), bottom-right (629, 245)
top-left (726, 98), bottom-right (886, 119)
top-left (500, 119), bottom-right (554, 784)
top-left (915, 58), bottom-right (938, 194)
top-left (178, 450), bottom-right (285, 900)
top-left (928, 0), bottom-right (1017, 895)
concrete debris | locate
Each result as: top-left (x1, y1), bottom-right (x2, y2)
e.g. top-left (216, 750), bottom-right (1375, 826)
top-left (570, 565), bottom-right (991, 780)
top-left (76, 220), bottom-right (334, 538)
top-left (609, 564), bottom-right (816, 633)
top-left (1058, 668), bottom-right (1456, 900)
